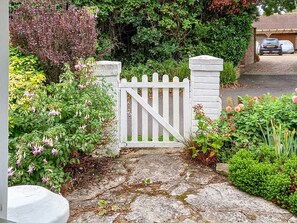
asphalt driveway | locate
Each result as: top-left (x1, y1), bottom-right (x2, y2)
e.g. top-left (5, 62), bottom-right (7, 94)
top-left (221, 54), bottom-right (297, 107)
top-left (221, 75), bottom-right (297, 107)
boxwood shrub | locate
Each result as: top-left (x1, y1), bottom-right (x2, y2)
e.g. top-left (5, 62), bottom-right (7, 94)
top-left (229, 148), bottom-right (297, 214)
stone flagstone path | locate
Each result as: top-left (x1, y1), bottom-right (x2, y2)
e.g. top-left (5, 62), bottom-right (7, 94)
top-left (66, 148), bottom-right (297, 223)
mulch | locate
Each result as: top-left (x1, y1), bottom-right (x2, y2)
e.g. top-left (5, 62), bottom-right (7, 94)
top-left (61, 152), bottom-right (113, 195)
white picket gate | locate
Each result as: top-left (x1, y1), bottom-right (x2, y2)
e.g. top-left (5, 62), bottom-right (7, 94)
top-left (119, 73), bottom-right (191, 148)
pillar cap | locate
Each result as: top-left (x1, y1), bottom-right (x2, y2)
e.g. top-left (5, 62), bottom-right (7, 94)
top-left (95, 61), bottom-right (122, 77)
top-left (189, 55), bottom-right (223, 65)
top-left (96, 61), bottom-right (121, 66)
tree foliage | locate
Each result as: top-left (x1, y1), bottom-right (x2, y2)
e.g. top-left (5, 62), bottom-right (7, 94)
top-left (11, 0), bottom-right (294, 69)
top-left (64, 0), bottom-right (256, 65)
top-left (260, 0), bottom-right (296, 15)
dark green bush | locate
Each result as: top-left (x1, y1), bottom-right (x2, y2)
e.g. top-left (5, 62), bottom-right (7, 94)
top-left (66, 0), bottom-right (255, 66)
top-left (228, 149), bottom-right (277, 196)
top-left (121, 59), bottom-right (190, 81)
top-left (220, 62), bottom-right (237, 85)
top-left (289, 192), bottom-right (297, 213)
top-left (264, 174), bottom-right (291, 204)
top-left (229, 149), bottom-right (297, 214)
top-left (283, 156), bottom-right (297, 175)
top-left (205, 13), bottom-right (254, 65)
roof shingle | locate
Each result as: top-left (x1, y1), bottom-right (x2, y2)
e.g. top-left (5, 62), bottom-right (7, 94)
top-left (253, 13), bottom-right (297, 30)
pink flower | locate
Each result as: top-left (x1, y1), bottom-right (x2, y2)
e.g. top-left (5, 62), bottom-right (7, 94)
top-left (89, 69), bottom-right (94, 74)
top-left (30, 107), bottom-right (36, 113)
top-left (51, 149), bottom-right (59, 155)
top-left (238, 103), bottom-right (244, 109)
top-left (74, 64), bottom-right (81, 70)
top-left (79, 125), bottom-right (87, 130)
top-left (16, 159), bottom-right (21, 166)
top-left (86, 75), bottom-right (90, 79)
top-left (295, 88), bottom-right (297, 94)
top-left (225, 106), bottom-right (232, 113)
top-left (234, 106), bottom-right (241, 112)
top-left (86, 81), bottom-right (91, 86)
top-left (28, 166), bottom-right (34, 174)
top-left (253, 97), bottom-right (259, 102)
top-left (24, 92), bottom-right (35, 97)
top-left (8, 167), bottom-right (14, 177)
top-left (42, 177), bottom-right (50, 183)
top-left (48, 110), bottom-right (59, 116)
top-left (43, 137), bottom-right (53, 147)
top-left (292, 96), bottom-right (297, 104)
top-left (32, 148), bottom-right (38, 156)
top-left (78, 84), bottom-right (86, 90)
top-left (38, 146), bottom-right (44, 153)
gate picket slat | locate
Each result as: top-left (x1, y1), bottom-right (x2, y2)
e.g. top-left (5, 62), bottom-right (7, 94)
top-left (183, 78), bottom-right (190, 138)
top-left (162, 75), bottom-right (169, 142)
top-left (120, 79), bottom-right (128, 143)
top-left (131, 77), bottom-right (138, 142)
top-left (173, 77), bottom-right (180, 141)
top-left (142, 75), bottom-right (149, 141)
top-left (152, 73), bottom-right (159, 142)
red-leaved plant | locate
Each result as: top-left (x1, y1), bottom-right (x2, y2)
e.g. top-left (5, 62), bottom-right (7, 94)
top-left (10, 1), bottom-right (97, 83)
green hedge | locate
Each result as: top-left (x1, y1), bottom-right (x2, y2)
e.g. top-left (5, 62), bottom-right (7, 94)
top-left (229, 148), bottom-right (297, 214)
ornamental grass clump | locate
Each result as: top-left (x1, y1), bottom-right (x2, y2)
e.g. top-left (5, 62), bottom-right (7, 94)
top-left (8, 59), bottom-right (115, 192)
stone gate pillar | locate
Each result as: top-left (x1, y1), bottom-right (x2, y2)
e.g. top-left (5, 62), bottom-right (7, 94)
top-left (95, 61), bottom-right (121, 156)
top-left (189, 55), bottom-right (223, 132)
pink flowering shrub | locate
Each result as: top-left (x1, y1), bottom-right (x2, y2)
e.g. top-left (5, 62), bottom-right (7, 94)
top-left (225, 91), bottom-right (297, 147)
top-left (8, 59), bottom-right (115, 192)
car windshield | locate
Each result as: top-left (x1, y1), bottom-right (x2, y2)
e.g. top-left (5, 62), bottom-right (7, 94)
top-left (263, 39), bottom-right (279, 45)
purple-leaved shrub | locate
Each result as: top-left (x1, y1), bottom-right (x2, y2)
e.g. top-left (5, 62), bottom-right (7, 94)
top-left (10, 1), bottom-right (97, 83)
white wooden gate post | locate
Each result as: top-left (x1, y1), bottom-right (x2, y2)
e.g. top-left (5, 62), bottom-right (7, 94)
top-left (95, 61), bottom-right (121, 156)
top-left (189, 55), bottom-right (223, 132)
top-left (0, 0), bottom-right (9, 219)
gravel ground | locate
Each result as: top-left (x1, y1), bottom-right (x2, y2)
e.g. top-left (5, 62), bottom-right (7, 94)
top-left (243, 54), bottom-right (297, 75)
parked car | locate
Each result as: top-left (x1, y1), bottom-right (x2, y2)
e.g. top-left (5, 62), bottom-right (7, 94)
top-left (279, 40), bottom-right (295, 54)
top-left (259, 38), bottom-right (282, 55)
